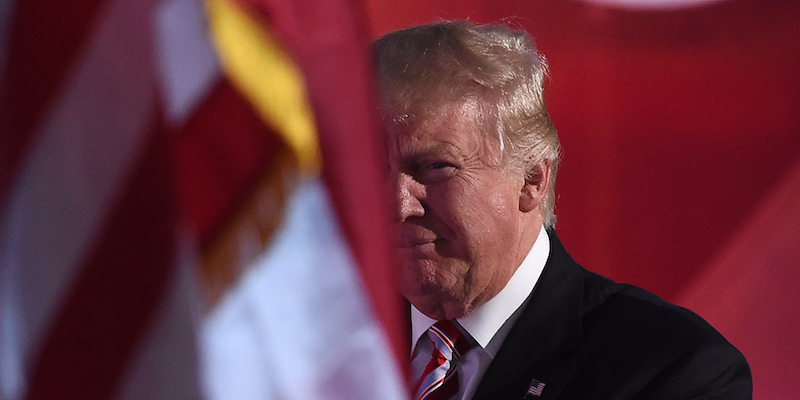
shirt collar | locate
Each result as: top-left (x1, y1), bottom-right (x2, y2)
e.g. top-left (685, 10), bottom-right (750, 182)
top-left (411, 226), bottom-right (550, 352)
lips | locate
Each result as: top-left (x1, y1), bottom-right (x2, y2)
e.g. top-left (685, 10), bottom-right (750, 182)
top-left (397, 226), bottom-right (439, 249)
top-left (400, 236), bottom-right (436, 248)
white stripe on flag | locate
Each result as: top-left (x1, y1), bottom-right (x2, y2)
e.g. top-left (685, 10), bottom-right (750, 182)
top-left (154, 0), bottom-right (221, 126)
top-left (0, 0), bottom-right (158, 396)
top-left (200, 179), bottom-right (407, 400)
top-left (0, 265), bottom-right (23, 400)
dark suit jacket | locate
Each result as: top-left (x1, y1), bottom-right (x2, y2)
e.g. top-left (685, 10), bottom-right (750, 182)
top-left (471, 230), bottom-right (752, 400)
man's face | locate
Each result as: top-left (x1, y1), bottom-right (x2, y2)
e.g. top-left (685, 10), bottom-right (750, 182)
top-left (387, 100), bottom-right (539, 320)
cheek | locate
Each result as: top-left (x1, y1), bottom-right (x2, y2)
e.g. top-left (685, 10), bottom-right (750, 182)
top-left (467, 189), bottom-right (522, 260)
top-left (488, 188), bottom-right (518, 215)
top-left (449, 196), bottom-right (518, 256)
top-left (428, 174), bottom-right (521, 255)
top-left (440, 178), bottom-right (516, 225)
top-left (475, 177), bottom-right (520, 223)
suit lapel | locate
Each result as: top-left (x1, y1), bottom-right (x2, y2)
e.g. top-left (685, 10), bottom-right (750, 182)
top-left (472, 231), bottom-right (588, 400)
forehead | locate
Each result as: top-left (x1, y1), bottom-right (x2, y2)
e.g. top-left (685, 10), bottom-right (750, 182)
top-left (388, 100), bottom-right (499, 158)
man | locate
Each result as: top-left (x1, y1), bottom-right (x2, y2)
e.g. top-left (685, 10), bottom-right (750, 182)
top-left (374, 21), bottom-right (751, 400)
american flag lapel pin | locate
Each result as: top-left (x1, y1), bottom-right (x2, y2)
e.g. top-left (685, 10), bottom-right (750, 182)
top-left (524, 378), bottom-right (546, 398)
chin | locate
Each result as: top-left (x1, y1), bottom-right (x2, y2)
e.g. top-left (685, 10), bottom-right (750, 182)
top-left (400, 279), bottom-right (442, 301)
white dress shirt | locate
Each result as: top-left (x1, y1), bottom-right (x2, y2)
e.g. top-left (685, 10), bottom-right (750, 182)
top-left (410, 226), bottom-right (550, 400)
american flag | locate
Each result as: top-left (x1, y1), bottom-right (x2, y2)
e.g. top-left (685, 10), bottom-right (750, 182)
top-left (526, 379), bottom-right (546, 398)
top-left (1, 0), bottom-right (407, 399)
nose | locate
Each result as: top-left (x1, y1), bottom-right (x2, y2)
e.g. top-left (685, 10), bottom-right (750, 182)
top-left (396, 172), bottom-right (425, 222)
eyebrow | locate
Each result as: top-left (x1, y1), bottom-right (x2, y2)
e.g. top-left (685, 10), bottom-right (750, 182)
top-left (398, 141), bottom-right (461, 162)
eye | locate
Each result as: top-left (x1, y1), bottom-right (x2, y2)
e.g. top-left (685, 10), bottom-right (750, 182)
top-left (429, 162), bottom-right (453, 169)
top-left (417, 161), bottom-right (456, 183)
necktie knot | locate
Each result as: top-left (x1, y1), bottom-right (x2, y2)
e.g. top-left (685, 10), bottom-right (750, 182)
top-left (413, 320), bottom-right (473, 400)
top-left (428, 320), bottom-right (471, 360)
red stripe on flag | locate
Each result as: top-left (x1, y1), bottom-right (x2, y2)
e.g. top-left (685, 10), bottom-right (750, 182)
top-left (175, 78), bottom-right (282, 247)
top-left (239, 0), bottom-right (409, 365)
top-left (2, 0), bottom-right (107, 200)
top-left (24, 112), bottom-right (177, 400)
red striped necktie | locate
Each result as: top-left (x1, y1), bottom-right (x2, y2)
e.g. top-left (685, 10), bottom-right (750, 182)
top-left (413, 320), bottom-right (473, 400)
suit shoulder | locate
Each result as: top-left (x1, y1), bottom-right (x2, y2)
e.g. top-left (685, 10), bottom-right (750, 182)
top-left (541, 233), bottom-right (751, 398)
top-left (574, 282), bottom-right (752, 399)
top-left (581, 279), bottom-right (732, 359)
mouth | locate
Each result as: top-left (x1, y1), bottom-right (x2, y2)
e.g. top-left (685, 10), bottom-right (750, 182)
top-left (397, 226), bottom-right (440, 250)
top-left (398, 240), bottom-right (437, 260)
top-left (399, 237), bottom-right (437, 249)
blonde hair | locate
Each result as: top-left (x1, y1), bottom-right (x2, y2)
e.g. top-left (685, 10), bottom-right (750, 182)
top-left (374, 20), bottom-right (561, 227)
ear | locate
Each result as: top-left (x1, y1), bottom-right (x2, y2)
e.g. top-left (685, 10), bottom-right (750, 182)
top-left (519, 161), bottom-right (550, 213)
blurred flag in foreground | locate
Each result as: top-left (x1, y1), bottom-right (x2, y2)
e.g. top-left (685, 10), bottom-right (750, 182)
top-left (1, 0), bottom-right (407, 398)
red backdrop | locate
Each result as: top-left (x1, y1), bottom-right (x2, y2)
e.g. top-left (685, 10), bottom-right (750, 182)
top-left (362, 0), bottom-right (800, 398)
